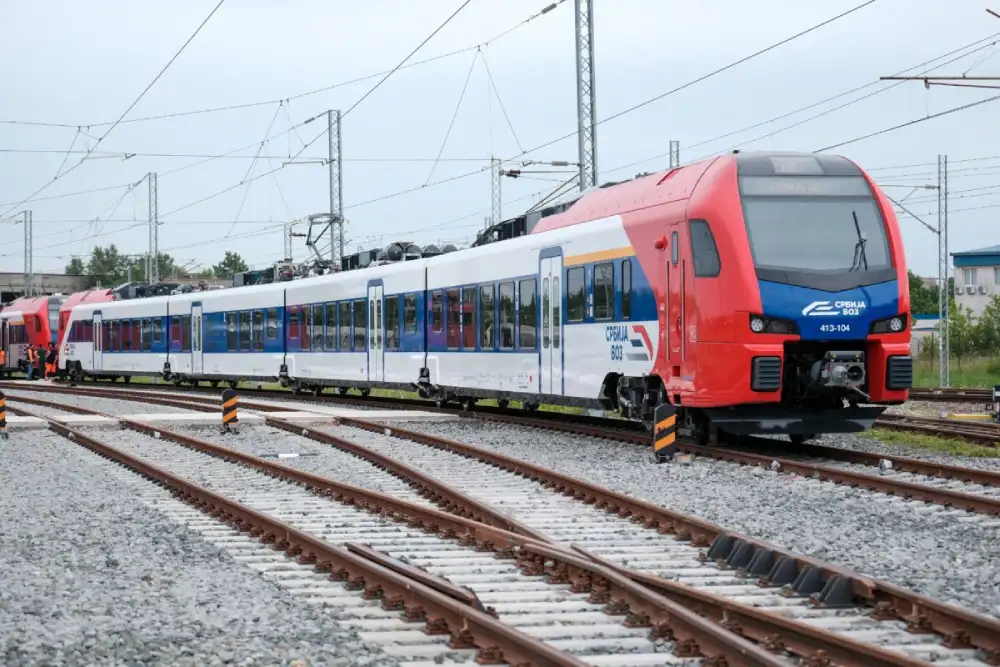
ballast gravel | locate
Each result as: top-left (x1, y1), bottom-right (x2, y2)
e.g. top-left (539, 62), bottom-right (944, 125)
top-left (372, 419), bottom-right (1000, 619)
top-left (0, 428), bottom-right (398, 667)
top-left (2, 388), bottom-right (199, 416)
top-left (818, 430), bottom-right (1000, 472)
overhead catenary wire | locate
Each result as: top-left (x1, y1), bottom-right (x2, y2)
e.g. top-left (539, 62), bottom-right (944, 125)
top-left (480, 47), bottom-right (524, 153)
top-left (0, 0), bottom-right (564, 132)
top-left (0, 0), bottom-right (226, 219)
top-left (425, 51), bottom-right (481, 185)
top-left (227, 102), bottom-right (285, 236)
top-left (158, 0), bottom-right (476, 220)
top-left (607, 30), bottom-right (1000, 175)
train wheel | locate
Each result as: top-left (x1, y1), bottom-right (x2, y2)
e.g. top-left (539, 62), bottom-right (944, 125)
top-left (337, 387), bottom-right (348, 396)
top-left (359, 388), bottom-right (371, 397)
top-left (210, 380), bottom-right (219, 388)
top-left (313, 386), bottom-right (324, 396)
top-left (496, 399), bottom-right (510, 409)
top-left (434, 396), bottom-right (447, 409)
top-left (521, 401), bottom-right (539, 413)
top-left (229, 381), bottom-right (238, 390)
top-left (123, 376), bottom-right (131, 384)
top-left (462, 398), bottom-right (476, 411)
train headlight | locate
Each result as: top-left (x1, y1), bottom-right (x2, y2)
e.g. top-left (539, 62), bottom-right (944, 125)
top-left (870, 314), bottom-right (908, 334)
top-left (748, 314), bottom-right (799, 335)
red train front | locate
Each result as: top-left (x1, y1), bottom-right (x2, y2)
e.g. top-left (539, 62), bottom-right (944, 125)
top-left (538, 150), bottom-right (911, 443)
top-left (0, 294), bottom-right (66, 375)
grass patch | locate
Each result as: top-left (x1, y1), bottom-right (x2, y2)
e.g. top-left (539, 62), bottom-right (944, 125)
top-left (913, 356), bottom-right (1000, 389)
top-left (868, 427), bottom-right (1000, 458)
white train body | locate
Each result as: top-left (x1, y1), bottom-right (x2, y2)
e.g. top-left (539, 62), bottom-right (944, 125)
top-left (61, 213), bottom-right (658, 409)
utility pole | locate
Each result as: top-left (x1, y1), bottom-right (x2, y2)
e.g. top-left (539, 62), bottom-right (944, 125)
top-left (327, 109), bottom-right (343, 268)
top-left (490, 157), bottom-right (502, 224)
top-left (938, 154), bottom-right (950, 388)
top-left (147, 172), bottom-right (159, 283)
top-left (574, 0), bottom-right (597, 190)
top-left (23, 210), bottom-right (32, 297)
top-left (284, 220), bottom-right (295, 261)
top-left (669, 140), bottom-right (680, 169)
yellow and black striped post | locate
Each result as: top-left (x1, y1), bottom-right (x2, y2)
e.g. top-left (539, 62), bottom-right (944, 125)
top-left (0, 389), bottom-right (7, 440)
top-left (652, 403), bottom-right (677, 463)
top-left (221, 388), bottom-right (238, 433)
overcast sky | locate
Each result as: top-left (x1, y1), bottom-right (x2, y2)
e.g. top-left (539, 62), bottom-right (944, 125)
top-left (0, 0), bottom-right (997, 279)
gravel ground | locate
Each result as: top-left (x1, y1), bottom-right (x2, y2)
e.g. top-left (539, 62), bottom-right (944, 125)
top-left (3, 389), bottom-right (200, 416)
top-left (176, 424), bottom-right (428, 499)
top-left (86, 386), bottom-right (380, 412)
top-left (371, 419), bottom-right (1000, 619)
top-left (818, 431), bottom-right (1000, 472)
top-left (0, 428), bottom-right (398, 667)
top-left (885, 400), bottom-right (992, 418)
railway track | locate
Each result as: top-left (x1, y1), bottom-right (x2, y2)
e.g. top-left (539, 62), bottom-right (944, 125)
top-left (908, 388), bottom-right (993, 403)
top-left (875, 413), bottom-right (1000, 447)
top-left (8, 382), bottom-right (1000, 520)
top-left (8, 401), bottom-right (781, 667)
top-left (7, 388), bottom-right (1000, 665)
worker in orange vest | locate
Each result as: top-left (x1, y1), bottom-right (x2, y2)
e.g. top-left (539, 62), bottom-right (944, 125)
top-left (0, 347), bottom-right (6, 379)
top-left (45, 343), bottom-right (57, 379)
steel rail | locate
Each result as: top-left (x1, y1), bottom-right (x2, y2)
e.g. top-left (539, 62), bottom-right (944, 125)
top-left (336, 415), bottom-right (1000, 664)
top-left (11, 387), bottom-right (1000, 664)
top-left (13, 407), bottom-right (582, 667)
top-left (10, 401), bottom-right (792, 667)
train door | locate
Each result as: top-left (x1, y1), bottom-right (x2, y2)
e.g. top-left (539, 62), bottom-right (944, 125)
top-left (539, 254), bottom-right (564, 395)
top-left (92, 312), bottom-right (104, 371)
top-left (191, 304), bottom-right (204, 374)
top-left (667, 226), bottom-right (683, 371)
top-left (367, 285), bottom-right (384, 382)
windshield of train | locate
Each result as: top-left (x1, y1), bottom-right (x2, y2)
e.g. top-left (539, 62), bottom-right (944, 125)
top-left (740, 175), bottom-right (891, 274)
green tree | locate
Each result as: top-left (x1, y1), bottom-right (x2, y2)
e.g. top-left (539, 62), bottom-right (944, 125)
top-left (949, 303), bottom-right (978, 367)
top-left (86, 244), bottom-right (129, 285)
top-left (908, 270), bottom-right (939, 315)
top-left (213, 251), bottom-right (249, 278)
top-left (124, 253), bottom-right (177, 283)
top-left (65, 257), bottom-right (86, 276)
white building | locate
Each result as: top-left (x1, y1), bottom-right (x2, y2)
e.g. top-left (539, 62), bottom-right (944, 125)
top-left (952, 245), bottom-right (1000, 317)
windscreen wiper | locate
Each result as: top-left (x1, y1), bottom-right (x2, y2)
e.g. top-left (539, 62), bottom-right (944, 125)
top-left (849, 210), bottom-right (868, 272)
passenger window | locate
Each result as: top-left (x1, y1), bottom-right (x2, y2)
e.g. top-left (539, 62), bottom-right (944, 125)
top-left (181, 316), bottom-right (191, 352)
top-left (518, 278), bottom-right (537, 350)
top-left (542, 278), bottom-right (550, 349)
top-left (403, 294), bottom-right (417, 334)
top-left (498, 282), bottom-right (515, 350)
top-left (622, 260), bottom-right (632, 320)
top-left (339, 302), bottom-right (352, 350)
top-left (461, 287), bottom-right (476, 350)
top-left (552, 276), bottom-right (561, 349)
top-left (480, 285), bottom-right (495, 350)
top-left (671, 232), bottom-right (679, 265)
top-left (131, 319), bottom-right (140, 351)
top-left (353, 300), bottom-right (366, 351)
top-left (431, 291), bottom-right (443, 333)
top-left (446, 289), bottom-right (460, 350)
top-left (266, 309), bottom-right (278, 339)
top-left (689, 219), bottom-right (721, 277)
top-left (141, 318), bottom-right (152, 351)
top-left (324, 304), bottom-right (337, 350)
top-left (153, 318), bottom-right (163, 343)
top-left (288, 307), bottom-right (299, 340)
top-left (385, 297), bottom-right (400, 351)
top-left (253, 311), bottom-right (264, 351)
top-left (239, 311), bottom-right (251, 351)
top-left (311, 305), bottom-right (324, 351)
top-left (226, 313), bottom-right (237, 351)
top-left (302, 306), bottom-right (312, 351)
top-left (566, 267), bottom-right (585, 322)
top-left (594, 262), bottom-right (614, 320)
